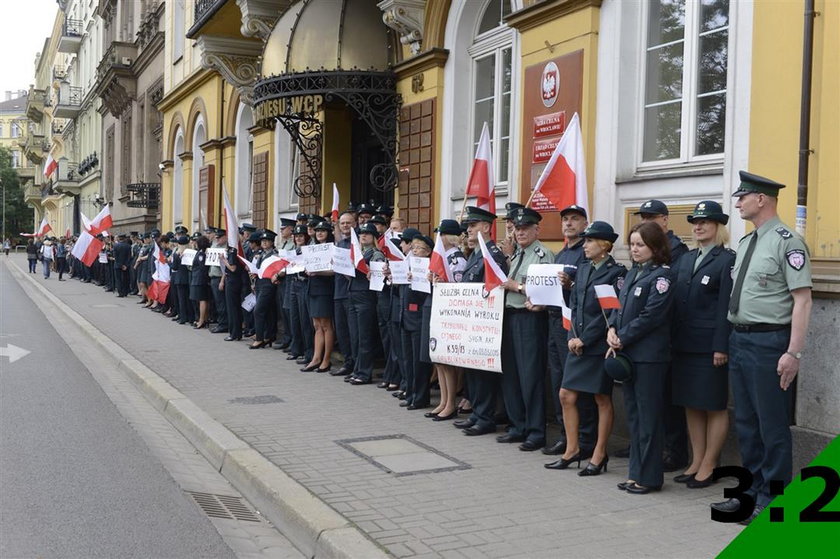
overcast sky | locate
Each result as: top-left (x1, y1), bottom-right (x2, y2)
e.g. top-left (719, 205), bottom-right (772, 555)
top-left (0, 0), bottom-right (63, 97)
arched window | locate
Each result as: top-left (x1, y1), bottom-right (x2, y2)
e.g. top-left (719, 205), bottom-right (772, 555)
top-left (234, 103), bottom-right (254, 220)
top-left (173, 128), bottom-right (185, 225)
top-left (191, 115), bottom-right (206, 229)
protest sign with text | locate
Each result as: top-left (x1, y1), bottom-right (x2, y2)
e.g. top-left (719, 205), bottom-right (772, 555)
top-left (205, 247), bottom-right (225, 266)
top-left (331, 245), bottom-right (355, 277)
top-left (300, 243), bottom-right (332, 272)
top-left (524, 264), bottom-right (566, 307)
top-left (409, 256), bottom-right (431, 293)
top-left (389, 260), bottom-right (409, 284)
top-left (369, 261), bottom-right (386, 292)
top-left (180, 249), bottom-right (196, 266)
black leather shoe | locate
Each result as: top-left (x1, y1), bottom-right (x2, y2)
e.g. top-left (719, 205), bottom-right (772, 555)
top-left (617, 481), bottom-right (631, 491)
top-left (674, 473), bottom-right (696, 483)
top-left (377, 382), bottom-right (389, 389)
top-left (519, 440), bottom-right (543, 452)
top-left (300, 364), bottom-right (319, 372)
top-left (615, 445), bottom-right (631, 458)
top-left (424, 412), bottom-right (438, 418)
top-left (399, 401), bottom-right (410, 407)
top-left (295, 358), bottom-right (308, 365)
top-left (579, 456), bottom-right (609, 476)
top-left (711, 498), bottom-right (742, 514)
top-left (453, 419), bottom-right (475, 429)
top-left (344, 375), bottom-right (356, 383)
top-left (211, 327), bottom-right (228, 334)
top-left (286, 354), bottom-right (301, 361)
top-left (224, 336), bottom-right (241, 341)
top-left (686, 476), bottom-right (715, 489)
top-left (625, 483), bottom-right (661, 494)
top-left (544, 453), bottom-right (582, 470)
top-left (432, 411), bottom-right (457, 421)
top-left (496, 433), bottom-right (525, 443)
top-left (349, 377), bottom-right (371, 385)
top-left (330, 367), bottom-right (351, 377)
top-left (738, 505), bottom-right (764, 525)
top-left (463, 425), bottom-right (495, 436)
top-left (407, 404), bottom-right (426, 410)
top-left (542, 440), bottom-right (567, 455)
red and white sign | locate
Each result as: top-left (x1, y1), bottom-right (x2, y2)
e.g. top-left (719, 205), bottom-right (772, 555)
top-left (540, 61), bottom-right (560, 108)
top-left (533, 111), bottom-right (566, 138)
top-left (532, 137), bottom-right (560, 164)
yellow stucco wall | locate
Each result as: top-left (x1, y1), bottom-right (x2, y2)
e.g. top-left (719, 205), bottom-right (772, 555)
top-left (749, 0), bottom-right (839, 260)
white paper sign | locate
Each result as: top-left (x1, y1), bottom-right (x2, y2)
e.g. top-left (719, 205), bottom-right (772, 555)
top-left (525, 264), bottom-right (566, 307)
top-left (205, 247), bottom-right (225, 266)
top-left (369, 261), bottom-right (386, 292)
top-left (429, 284), bottom-right (505, 373)
top-left (241, 293), bottom-right (257, 312)
top-left (331, 246), bottom-right (355, 277)
top-left (389, 260), bottom-right (409, 284)
top-left (284, 249), bottom-right (305, 274)
top-left (98, 252), bottom-right (108, 263)
top-left (409, 256), bottom-right (431, 293)
top-left (300, 243), bottom-right (332, 272)
top-left (181, 249), bottom-right (196, 267)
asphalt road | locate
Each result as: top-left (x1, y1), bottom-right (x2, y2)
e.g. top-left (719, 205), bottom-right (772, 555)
top-left (0, 263), bottom-right (236, 558)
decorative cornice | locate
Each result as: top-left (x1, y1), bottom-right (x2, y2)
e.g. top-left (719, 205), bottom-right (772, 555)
top-left (393, 47), bottom-right (449, 79)
top-left (160, 159), bottom-right (174, 169)
top-left (196, 36), bottom-right (263, 106)
top-left (505, 0), bottom-right (602, 32)
top-left (235, 0), bottom-right (292, 41)
top-left (178, 151), bottom-right (194, 162)
top-left (199, 138), bottom-right (224, 152)
top-left (378, 0), bottom-right (426, 56)
top-left (219, 136), bottom-right (237, 147)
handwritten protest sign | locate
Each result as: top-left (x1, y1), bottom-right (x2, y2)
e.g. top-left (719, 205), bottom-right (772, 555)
top-left (429, 284), bottom-right (505, 373)
top-left (205, 247), bottom-right (225, 266)
top-left (98, 252), bottom-right (108, 263)
top-left (525, 264), bottom-right (566, 307)
top-left (180, 248), bottom-right (196, 266)
top-left (409, 256), bottom-right (431, 293)
top-left (331, 246), bottom-right (355, 277)
top-left (369, 261), bottom-right (386, 292)
top-left (301, 243), bottom-right (332, 272)
top-left (389, 260), bottom-right (409, 284)
top-left (284, 249), bottom-right (305, 274)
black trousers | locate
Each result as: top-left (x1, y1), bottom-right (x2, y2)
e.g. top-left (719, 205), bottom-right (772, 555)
top-left (253, 279), bottom-right (277, 342)
top-left (176, 284), bottom-right (194, 323)
top-left (349, 290), bottom-right (378, 381)
top-left (210, 277), bottom-right (228, 330)
top-left (225, 277), bottom-right (244, 339)
top-left (501, 310), bottom-right (548, 444)
top-left (334, 297), bottom-right (354, 370)
top-left (275, 278), bottom-right (291, 346)
top-left (624, 362), bottom-right (667, 488)
top-left (377, 290), bottom-right (396, 382)
top-left (402, 327), bottom-right (431, 407)
top-left (115, 266), bottom-right (129, 296)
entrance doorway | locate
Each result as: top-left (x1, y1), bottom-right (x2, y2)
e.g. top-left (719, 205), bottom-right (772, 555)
top-left (350, 116), bottom-right (394, 209)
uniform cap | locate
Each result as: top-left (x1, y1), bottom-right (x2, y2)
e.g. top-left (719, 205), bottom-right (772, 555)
top-left (559, 204), bottom-right (588, 219)
top-left (191, 232), bottom-right (202, 240)
top-left (239, 223), bottom-right (257, 233)
top-left (176, 235), bottom-right (190, 245)
top-left (634, 200), bottom-right (669, 216)
top-left (260, 229), bottom-right (277, 242)
top-left (314, 220), bottom-right (332, 231)
top-left (150, 229), bottom-right (161, 237)
top-left (129, 231), bottom-right (140, 236)
top-left (358, 222), bottom-right (380, 237)
top-left (400, 227), bottom-right (422, 242)
top-left (462, 206), bottom-right (497, 224)
top-left (512, 207), bottom-right (543, 226)
top-left (356, 203), bottom-right (376, 216)
top-left (580, 221), bottom-right (619, 243)
top-left (279, 218), bottom-right (296, 228)
top-left (435, 219), bottom-right (462, 235)
top-left (214, 228), bottom-right (227, 237)
top-left (504, 202), bottom-right (525, 220)
top-left (414, 235), bottom-right (434, 250)
top-left (247, 232), bottom-right (262, 243)
top-left (686, 200), bottom-right (729, 225)
top-left (292, 225), bottom-right (309, 236)
top-left (368, 215), bottom-right (387, 226)
top-left (295, 212), bottom-right (308, 221)
top-left (733, 171), bottom-right (785, 198)
top-left (376, 204), bottom-right (394, 217)
top-left (174, 226), bottom-right (188, 234)
top-left (202, 226), bottom-right (216, 234)
top-left (604, 352), bottom-right (634, 382)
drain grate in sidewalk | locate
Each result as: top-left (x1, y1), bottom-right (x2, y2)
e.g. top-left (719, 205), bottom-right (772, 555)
top-left (337, 434), bottom-right (470, 476)
top-left (228, 395), bottom-right (285, 405)
top-left (186, 491), bottom-right (261, 522)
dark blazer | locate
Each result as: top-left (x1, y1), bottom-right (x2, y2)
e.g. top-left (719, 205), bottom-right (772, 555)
top-left (671, 245), bottom-right (735, 354)
top-left (349, 247), bottom-right (385, 291)
top-left (113, 241), bottom-right (131, 268)
top-left (609, 263), bottom-right (675, 363)
top-left (569, 257), bottom-right (627, 355)
top-left (400, 286), bottom-right (428, 332)
top-left (667, 231), bottom-right (689, 265)
top-left (462, 240), bottom-right (508, 282)
top-left (552, 239), bottom-right (586, 308)
top-left (171, 252), bottom-right (188, 285)
top-left (190, 250), bottom-right (210, 286)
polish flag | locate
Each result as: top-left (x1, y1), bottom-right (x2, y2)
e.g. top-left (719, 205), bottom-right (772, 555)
top-left (87, 205), bottom-right (113, 235)
top-left (331, 183), bottom-right (340, 222)
top-left (147, 241), bottom-right (171, 304)
top-left (561, 305), bottom-right (572, 331)
top-left (531, 112), bottom-right (589, 212)
top-left (44, 154), bottom-right (58, 178)
top-left (594, 284), bottom-right (621, 310)
top-left (381, 233), bottom-right (406, 262)
top-left (349, 227), bottom-right (369, 274)
top-left (466, 122), bottom-right (496, 214)
top-left (429, 232), bottom-right (453, 282)
top-left (476, 231), bottom-right (506, 293)
top-left (37, 216), bottom-right (52, 236)
top-left (237, 254), bottom-right (259, 276)
top-left (71, 230), bottom-right (104, 266)
top-left (257, 255), bottom-right (290, 279)
top-left (221, 183), bottom-right (243, 258)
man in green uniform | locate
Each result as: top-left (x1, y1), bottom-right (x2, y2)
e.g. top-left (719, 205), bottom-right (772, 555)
top-left (499, 207), bottom-right (555, 451)
top-left (711, 171), bottom-right (813, 525)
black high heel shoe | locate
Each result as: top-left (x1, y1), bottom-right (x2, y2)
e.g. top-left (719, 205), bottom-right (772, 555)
top-left (300, 364), bottom-right (319, 372)
top-left (544, 452), bottom-right (582, 470)
top-left (579, 456), bottom-right (609, 476)
top-left (432, 410), bottom-right (458, 421)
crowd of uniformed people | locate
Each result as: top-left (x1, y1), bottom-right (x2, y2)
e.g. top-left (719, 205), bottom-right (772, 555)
top-left (51, 170), bottom-right (811, 526)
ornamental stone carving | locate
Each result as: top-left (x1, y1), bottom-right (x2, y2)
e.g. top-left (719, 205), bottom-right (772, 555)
top-left (235, 0), bottom-right (293, 41)
top-left (378, 0), bottom-right (425, 55)
top-left (196, 36), bottom-right (263, 105)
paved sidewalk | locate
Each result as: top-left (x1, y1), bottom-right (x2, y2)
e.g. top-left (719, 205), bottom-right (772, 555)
top-left (11, 255), bottom-right (741, 558)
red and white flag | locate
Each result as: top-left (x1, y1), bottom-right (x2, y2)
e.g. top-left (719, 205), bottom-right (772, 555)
top-left (257, 254), bottom-right (290, 279)
top-left (147, 242), bottom-right (171, 304)
top-left (44, 154), bottom-right (58, 178)
top-left (476, 231), bottom-right (506, 293)
top-left (531, 112), bottom-right (589, 212)
top-left (561, 305), bottom-right (572, 331)
top-left (466, 122), bottom-right (496, 214)
top-left (331, 183), bottom-right (340, 222)
top-left (37, 216), bottom-right (52, 237)
top-left (429, 232), bottom-right (453, 282)
top-left (71, 230), bottom-right (103, 266)
top-left (87, 205), bottom-right (113, 235)
top-left (349, 227), bottom-right (369, 274)
top-left (221, 183), bottom-right (243, 258)
top-left (381, 232), bottom-right (406, 261)
top-left (594, 284), bottom-right (621, 310)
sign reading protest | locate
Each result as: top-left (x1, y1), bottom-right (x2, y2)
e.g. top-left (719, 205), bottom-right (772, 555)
top-left (205, 247), bottom-right (225, 266)
top-left (389, 260), bottom-right (409, 284)
top-left (180, 248), bottom-right (196, 266)
top-left (409, 256), bottom-right (431, 293)
top-left (331, 246), bottom-right (355, 277)
top-left (368, 261), bottom-right (386, 292)
top-left (300, 243), bottom-right (332, 272)
top-left (429, 284), bottom-right (505, 373)
top-left (524, 264), bottom-right (566, 307)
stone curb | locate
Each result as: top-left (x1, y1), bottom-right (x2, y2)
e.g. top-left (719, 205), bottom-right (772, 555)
top-left (6, 260), bottom-right (391, 559)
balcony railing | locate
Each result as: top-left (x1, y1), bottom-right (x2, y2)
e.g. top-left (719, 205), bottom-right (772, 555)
top-left (53, 85), bottom-right (84, 118)
top-left (26, 87), bottom-right (46, 121)
top-left (96, 41), bottom-right (137, 82)
top-left (125, 182), bottom-right (161, 209)
top-left (188, 0), bottom-right (227, 37)
top-left (58, 18), bottom-right (84, 53)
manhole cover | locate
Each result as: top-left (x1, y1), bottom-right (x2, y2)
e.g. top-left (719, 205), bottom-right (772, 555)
top-left (186, 491), bottom-right (261, 522)
top-left (228, 395), bottom-right (285, 405)
top-left (337, 434), bottom-right (470, 476)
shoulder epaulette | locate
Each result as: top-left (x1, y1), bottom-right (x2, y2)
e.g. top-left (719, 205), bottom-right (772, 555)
top-left (776, 227), bottom-right (792, 239)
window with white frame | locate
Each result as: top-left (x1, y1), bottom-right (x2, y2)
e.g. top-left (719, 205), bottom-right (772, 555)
top-left (11, 122), bottom-right (21, 138)
top-left (469, 0), bottom-right (514, 188)
top-left (12, 150), bottom-right (21, 168)
top-left (641, 0), bottom-right (729, 164)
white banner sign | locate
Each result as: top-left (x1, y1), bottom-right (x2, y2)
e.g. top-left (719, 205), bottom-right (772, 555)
top-left (205, 247), bottom-right (225, 266)
top-left (369, 261), bottom-right (386, 292)
top-left (180, 248), bottom-right (196, 267)
top-left (389, 260), bottom-right (409, 284)
top-left (331, 246), bottom-right (355, 277)
top-left (98, 252), bottom-right (108, 263)
top-left (524, 264), bottom-right (566, 307)
top-left (300, 243), bottom-right (332, 272)
top-left (429, 284), bottom-right (505, 373)
top-left (409, 256), bottom-right (431, 293)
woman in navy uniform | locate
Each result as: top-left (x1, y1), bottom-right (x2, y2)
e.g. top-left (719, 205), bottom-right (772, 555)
top-left (302, 221), bottom-right (336, 372)
top-left (171, 235), bottom-right (194, 325)
top-left (386, 230), bottom-right (420, 397)
top-left (219, 241), bottom-right (247, 342)
top-left (400, 235), bottom-right (434, 409)
top-left (347, 223), bottom-right (386, 385)
top-left (250, 230), bottom-right (278, 349)
top-left (288, 226), bottom-right (314, 361)
top-left (671, 201), bottom-right (734, 488)
top-left (547, 222), bottom-right (627, 475)
top-left (189, 235), bottom-right (213, 329)
top-left (608, 221), bottom-right (675, 494)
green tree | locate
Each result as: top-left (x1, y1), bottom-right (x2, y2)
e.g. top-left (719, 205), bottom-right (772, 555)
top-left (0, 146), bottom-right (34, 245)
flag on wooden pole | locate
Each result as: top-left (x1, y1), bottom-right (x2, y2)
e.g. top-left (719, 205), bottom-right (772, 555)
top-left (530, 112), bottom-right (589, 212)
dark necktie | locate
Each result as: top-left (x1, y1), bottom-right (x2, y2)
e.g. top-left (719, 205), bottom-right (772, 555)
top-left (728, 232), bottom-right (758, 315)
